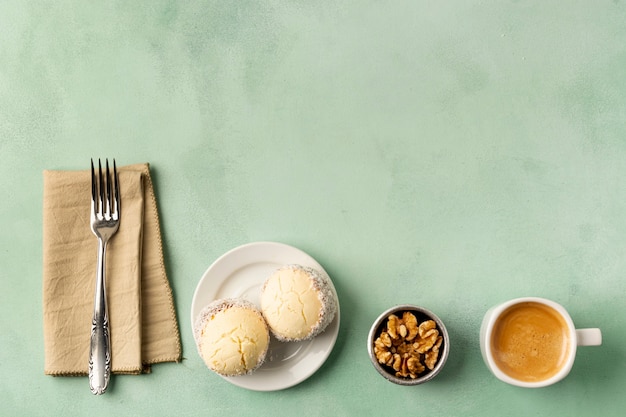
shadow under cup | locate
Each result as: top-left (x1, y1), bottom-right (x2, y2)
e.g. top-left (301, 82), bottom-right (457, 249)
top-left (480, 297), bottom-right (602, 388)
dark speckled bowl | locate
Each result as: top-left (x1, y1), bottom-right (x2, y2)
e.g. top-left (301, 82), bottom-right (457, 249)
top-left (367, 304), bottom-right (450, 385)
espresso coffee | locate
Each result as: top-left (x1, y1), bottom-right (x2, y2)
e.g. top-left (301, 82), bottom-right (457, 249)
top-left (490, 301), bottom-right (570, 382)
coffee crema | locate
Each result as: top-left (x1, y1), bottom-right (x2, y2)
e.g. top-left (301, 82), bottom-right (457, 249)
top-left (490, 302), bottom-right (570, 382)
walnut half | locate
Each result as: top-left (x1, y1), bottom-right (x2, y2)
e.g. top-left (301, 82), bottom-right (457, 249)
top-left (373, 311), bottom-right (443, 379)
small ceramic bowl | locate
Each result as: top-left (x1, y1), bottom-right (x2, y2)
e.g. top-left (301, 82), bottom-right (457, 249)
top-left (367, 304), bottom-right (450, 385)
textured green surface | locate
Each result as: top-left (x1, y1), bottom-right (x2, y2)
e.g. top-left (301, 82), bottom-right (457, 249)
top-left (1, 1), bottom-right (625, 415)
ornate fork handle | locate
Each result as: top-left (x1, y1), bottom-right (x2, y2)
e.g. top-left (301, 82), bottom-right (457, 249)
top-left (89, 236), bottom-right (112, 395)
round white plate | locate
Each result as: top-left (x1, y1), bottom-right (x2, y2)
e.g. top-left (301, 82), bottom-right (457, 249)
top-left (190, 241), bottom-right (340, 391)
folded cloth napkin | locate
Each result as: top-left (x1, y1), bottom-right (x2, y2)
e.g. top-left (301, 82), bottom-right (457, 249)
top-left (43, 163), bottom-right (182, 375)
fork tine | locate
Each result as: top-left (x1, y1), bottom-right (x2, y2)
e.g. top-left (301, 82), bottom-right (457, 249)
top-left (98, 159), bottom-right (104, 217)
top-left (105, 159), bottom-right (112, 218)
top-left (112, 159), bottom-right (120, 218)
top-left (91, 159), bottom-right (97, 216)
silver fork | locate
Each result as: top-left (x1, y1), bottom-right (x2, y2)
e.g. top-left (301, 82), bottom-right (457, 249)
top-left (88, 159), bottom-right (120, 395)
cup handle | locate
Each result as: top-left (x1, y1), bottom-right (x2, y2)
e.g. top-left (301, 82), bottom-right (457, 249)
top-left (576, 328), bottom-right (602, 346)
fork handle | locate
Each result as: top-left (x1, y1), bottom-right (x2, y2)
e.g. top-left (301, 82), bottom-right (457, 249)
top-left (89, 238), bottom-right (111, 395)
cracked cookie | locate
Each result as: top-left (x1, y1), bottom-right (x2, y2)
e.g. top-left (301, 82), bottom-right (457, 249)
top-left (194, 298), bottom-right (269, 376)
top-left (260, 265), bottom-right (337, 342)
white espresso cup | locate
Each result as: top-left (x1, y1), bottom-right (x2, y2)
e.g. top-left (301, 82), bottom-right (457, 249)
top-left (480, 297), bottom-right (601, 388)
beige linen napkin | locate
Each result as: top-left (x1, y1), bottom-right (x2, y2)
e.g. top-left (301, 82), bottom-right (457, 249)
top-left (43, 163), bottom-right (181, 375)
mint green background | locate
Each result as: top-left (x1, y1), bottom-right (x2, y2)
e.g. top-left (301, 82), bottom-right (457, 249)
top-left (1, 1), bottom-right (625, 415)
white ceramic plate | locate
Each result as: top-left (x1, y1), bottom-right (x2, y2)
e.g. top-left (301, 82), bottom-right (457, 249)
top-left (190, 241), bottom-right (340, 391)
